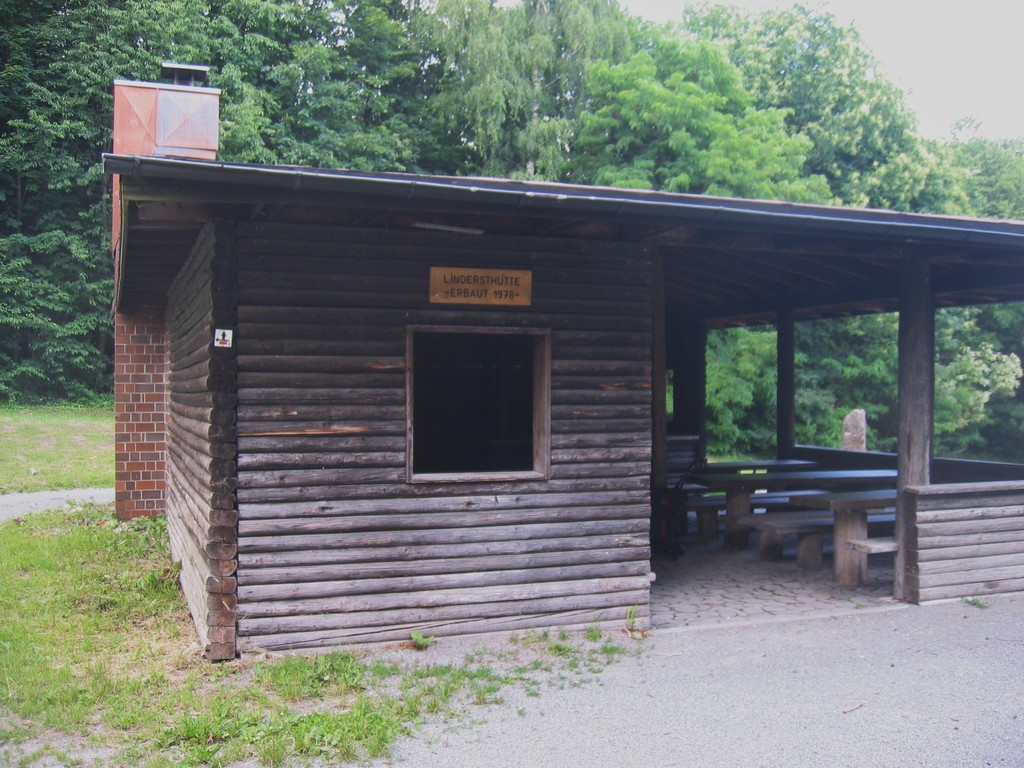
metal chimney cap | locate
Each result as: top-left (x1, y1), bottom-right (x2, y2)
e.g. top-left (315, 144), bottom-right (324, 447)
top-left (160, 62), bottom-right (210, 86)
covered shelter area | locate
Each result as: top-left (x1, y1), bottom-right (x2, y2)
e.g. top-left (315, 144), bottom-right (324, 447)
top-left (107, 148), bottom-right (1024, 658)
top-left (656, 200), bottom-right (1024, 604)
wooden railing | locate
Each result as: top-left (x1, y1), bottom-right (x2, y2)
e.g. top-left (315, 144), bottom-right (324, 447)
top-left (901, 481), bottom-right (1024, 603)
top-left (792, 445), bottom-right (1024, 482)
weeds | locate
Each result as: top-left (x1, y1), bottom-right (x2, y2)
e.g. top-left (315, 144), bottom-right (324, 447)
top-left (255, 652), bottom-right (367, 701)
top-left (624, 604), bottom-right (648, 639)
top-left (409, 630), bottom-right (434, 651)
top-left (546, 638), bottom-right (575, 658)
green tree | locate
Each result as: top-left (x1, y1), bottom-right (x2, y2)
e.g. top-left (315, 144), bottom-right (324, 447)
top-left (569, 30), bottom-right (831, 200)
top-left (705, 326), bottom-right (777, 457)
top-left (202, 0), bottom-right (432, 171)
top-left (791, 310), bottom-right (1021, 458)
top-left (0, 0), bottom-right (207, 400)
top-left (794, 315), bottom-right (900, 451)
top-left (422, 0), bottom-right (633, 178)
top-left (949, 129), bottom-right (1024, 220)
top-left (0, 0), bottom-right (438, 401)
top-left (936, 305), bottom-right (1024, 460)
top-left (934, 309), bottom-right (1022, 456)
top-left (683, 4), bottom-right (961, 212)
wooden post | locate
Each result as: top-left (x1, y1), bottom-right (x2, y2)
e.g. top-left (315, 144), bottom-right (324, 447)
top-left (724, 489), bottom-right (751, 549)
top-left (776, 308), bottom-right (796, 460)
top-left (651, 250), bottom-right (667, 490)
top-left (895, 255), bottom-right (934, 599)
top-left (833, 508), bottom-right (869, 586)
top-left (672, 319), bottom-right (707, 446)
top-left (664, 311), bottom-right (683, 436)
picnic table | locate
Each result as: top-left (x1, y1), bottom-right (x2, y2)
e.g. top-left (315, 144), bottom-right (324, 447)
top-left (694, 458), bottom-right (817, 475)
top-left (790, 488), bottom-right (899, 586)
top-left (680, 460), bottom-right (818, 542)
top-left (689, 469), bottom-right (898, 549)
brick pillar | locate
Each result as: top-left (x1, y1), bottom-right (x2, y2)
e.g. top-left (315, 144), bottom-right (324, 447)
top-left (114, 309), bottom-right (167, 519)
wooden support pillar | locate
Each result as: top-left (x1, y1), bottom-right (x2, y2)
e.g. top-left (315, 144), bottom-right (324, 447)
top-left (670, 319), bottom-right (707, 441)
top-left (897, 256), bottom-right (934, 486)
top-left (776, 309), bottom-right (796, 460)
top-left (895, 255), bottom-right (934, 599)
top-left (652, 250), bottom-right (667, 489)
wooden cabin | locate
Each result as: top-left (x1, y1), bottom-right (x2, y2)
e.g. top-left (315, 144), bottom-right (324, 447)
top-left (109, 75), bottom-right (1024, 660)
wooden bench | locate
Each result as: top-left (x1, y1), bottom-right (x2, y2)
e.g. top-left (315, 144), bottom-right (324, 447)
top-left (743, 510), bottom-right (835, 570)
top-left (687, 489), bottom-right (828, 543)
top-left (686, 493), bottom-right (726, 542)
top-left (846, 537), bottom-right (898, 554)
top-left (788, 489), bottom-right (898, 586)
top-left (743, 510), bottom-right (897, 571)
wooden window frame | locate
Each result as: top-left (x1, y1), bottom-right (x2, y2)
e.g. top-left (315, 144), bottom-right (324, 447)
top-left (406, 325), bottom-right (551, 483)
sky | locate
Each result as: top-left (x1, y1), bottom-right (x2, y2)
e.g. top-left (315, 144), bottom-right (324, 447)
top-left (619, 0), bottom-right (1024, 141)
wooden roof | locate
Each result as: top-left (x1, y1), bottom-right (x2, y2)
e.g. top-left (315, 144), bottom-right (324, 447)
top-left (106, 155), bottom-right (1024, 326)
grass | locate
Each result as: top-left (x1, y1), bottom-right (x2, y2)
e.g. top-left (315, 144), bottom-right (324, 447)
top-left (0, 404), bottom-right (114, 493)
top-left (0, 505), bottom-right (641, 767)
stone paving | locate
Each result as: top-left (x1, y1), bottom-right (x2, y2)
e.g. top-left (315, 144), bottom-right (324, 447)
top-left (650, 528), bottom-right (900, 630)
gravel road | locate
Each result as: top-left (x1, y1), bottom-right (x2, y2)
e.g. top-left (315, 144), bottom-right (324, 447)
top-left (0, 487), bottom-right (114, 522)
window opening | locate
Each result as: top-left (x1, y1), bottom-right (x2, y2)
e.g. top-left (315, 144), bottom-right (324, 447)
top-left (410, 329), bottom-right (549, 480)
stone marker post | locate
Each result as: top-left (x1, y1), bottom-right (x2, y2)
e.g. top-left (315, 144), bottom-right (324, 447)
top-left (842, 408), bottom-right (867, 451)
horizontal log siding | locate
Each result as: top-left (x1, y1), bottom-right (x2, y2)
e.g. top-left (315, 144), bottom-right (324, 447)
top-left (903, 481), bottom-right (1024, 602)
top-left (165, 222), bottom-right (239, 660)
top-left (234, 223), bottom-right (653, 652)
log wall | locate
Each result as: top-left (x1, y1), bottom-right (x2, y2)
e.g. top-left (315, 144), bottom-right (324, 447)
top-left (903, 481), bottom-right (1024, 602)
top-left (165, 222), bottom-right (239, 660)
top-left (234, 222), bottom-right (653, 652)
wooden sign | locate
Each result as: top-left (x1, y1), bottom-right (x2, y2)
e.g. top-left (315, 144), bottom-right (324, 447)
top-left (429, 267), bottom-right (532, 307)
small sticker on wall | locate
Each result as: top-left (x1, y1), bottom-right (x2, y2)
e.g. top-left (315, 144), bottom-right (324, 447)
top-left (213, 329), bottom-right (233, 348)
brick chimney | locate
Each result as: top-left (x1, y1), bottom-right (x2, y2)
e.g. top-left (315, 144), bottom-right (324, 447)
top-left (112, 63), bottom-right (219, 160)
top-left (112, 64), bottom-right (220, 520)
top-left (112, 64), bottom-right (220, 245)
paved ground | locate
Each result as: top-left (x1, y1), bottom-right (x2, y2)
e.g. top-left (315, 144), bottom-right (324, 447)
top-left (369, 526), bottom-right (1024, 767)
top-left (372, 593), bottom-right (1024, 768)
top-left (0, 487), bottom-right (114, 522)
top-left (650, 532), bottom-right (898, 630)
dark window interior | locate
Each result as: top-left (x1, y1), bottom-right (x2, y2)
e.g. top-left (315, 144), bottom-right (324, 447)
top-left (413, 332), bottom-right (534, 474)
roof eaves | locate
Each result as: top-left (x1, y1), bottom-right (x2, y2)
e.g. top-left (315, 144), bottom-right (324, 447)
top-left (102, 154), bottom-right (1024, 249)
